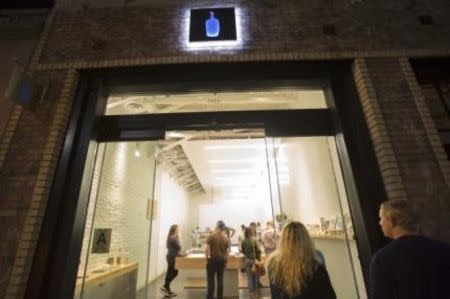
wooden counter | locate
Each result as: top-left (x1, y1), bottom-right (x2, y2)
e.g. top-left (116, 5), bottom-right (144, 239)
top-left (176, 253), bottom-right (247, 298)
top-left (176, 254), bottom-right (244, 269)
top-left (76, 263), bottom-right (138, 288)
top-left (74, 263), bottom-right (138, 299)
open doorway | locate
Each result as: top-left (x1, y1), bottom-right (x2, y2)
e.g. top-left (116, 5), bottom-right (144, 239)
top-left (74, 127), bottom-right (365, 299)
top-left (30, 62), bottom-right (387, 299)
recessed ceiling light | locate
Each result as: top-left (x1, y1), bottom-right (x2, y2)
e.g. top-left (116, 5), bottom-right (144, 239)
top-left (166, 132), bottom-right (185, 138)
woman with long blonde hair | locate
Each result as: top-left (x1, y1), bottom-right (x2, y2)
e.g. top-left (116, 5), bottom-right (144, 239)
top-left (267, 221), bottom-right (336, 299)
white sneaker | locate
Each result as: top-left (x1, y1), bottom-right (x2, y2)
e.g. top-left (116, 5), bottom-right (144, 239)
top-left (160, 286), bottom-right (170, 296)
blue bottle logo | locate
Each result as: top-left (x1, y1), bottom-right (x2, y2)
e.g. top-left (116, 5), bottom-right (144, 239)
top-left (205, 11), bottom-right (220, 37)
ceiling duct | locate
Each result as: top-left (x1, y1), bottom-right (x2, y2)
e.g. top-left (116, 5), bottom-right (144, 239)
top-left (156, 142), bottom-right (204, 193)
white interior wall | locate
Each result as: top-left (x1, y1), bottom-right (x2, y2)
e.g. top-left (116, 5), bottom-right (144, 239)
top-left (78, 144), bottom-right (105, 277)
top-left (198, 181), bottom-right (273, 244)
top-left (277, 137), bottom-right (341, 225)
top-left (315, 239), bottom-right (359, 299)
top-left (79, 142), bottom-right (157, 291)
top-left (148, 163), bottom-right (195, 282)
top-left (78, 136), bottom-right (366, 299)
top-left (276, 137), bottom-right (360, 299)
top-left (198, 199), bottom-right (272, 244)
top-left (79, 141), bottom-right (196, 288)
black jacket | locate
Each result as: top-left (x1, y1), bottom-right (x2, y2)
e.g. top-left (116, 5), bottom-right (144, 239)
top-left (370, 235), bottom-right (450, 299)
top-left (166, 236), bottom-right (181, 259)
top-left (270, 263), bottom-right (336, 299)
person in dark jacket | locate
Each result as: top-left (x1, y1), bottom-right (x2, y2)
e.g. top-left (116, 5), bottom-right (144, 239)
top-left (241, 227), bottom-right (262, 299)
top-left (267, 221), bottom-right (336, 299)
top-left (370, 199), bottom-right (450, 299)
top-left (161, 224), bottom-right (182, 297)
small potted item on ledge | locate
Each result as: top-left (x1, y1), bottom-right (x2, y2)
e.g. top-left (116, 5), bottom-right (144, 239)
top-left (275, 212), bottom-right (288, 231)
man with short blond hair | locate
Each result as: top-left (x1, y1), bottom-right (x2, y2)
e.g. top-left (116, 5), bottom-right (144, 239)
top-left (370, 199), bottom-right (450, 299)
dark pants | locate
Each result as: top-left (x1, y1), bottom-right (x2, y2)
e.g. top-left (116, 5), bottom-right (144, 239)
top-left (164, 255), bottom-right (178, 290)
top-left (206, 256), bottom-right (225, 299)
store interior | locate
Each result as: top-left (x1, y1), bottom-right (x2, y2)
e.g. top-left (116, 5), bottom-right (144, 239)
top-left (74, 88), bottom-right (366, 299)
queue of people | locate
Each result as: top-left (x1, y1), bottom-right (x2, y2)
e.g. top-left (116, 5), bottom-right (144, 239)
top-left (161, 199), bottom-right (449, 299)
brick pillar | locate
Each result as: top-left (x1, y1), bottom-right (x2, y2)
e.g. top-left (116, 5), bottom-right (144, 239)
top-left (0, 69), bottom-right (78, 299)
top-left (354, 57), bottom-right (450, 242)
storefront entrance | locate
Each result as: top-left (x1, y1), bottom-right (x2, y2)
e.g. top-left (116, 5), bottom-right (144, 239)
top-left (74, 128), bottom-right (365, 299)
top-left (27, 61), bottom-right (387, 299)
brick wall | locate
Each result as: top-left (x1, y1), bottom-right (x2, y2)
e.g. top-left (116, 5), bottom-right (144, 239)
top-left (0, 70), bottom-right (77, 299)
top-left (1, 0), bottom-right (449, 298)
top-left (419, 83), bottom-right (450, 130)
top-left (0, 9), bottom-right (47, 135)
top-left (354, 57), bottom-right (450, 241)
top-left (36, 0), bottom-right (450, 66)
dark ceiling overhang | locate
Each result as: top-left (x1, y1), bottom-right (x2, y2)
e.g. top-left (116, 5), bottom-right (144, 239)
top-left (0, 0), bottom-right (54, 9)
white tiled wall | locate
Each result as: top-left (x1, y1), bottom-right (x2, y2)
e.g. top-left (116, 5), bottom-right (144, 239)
top-left (78, 141), bottom-right (196, 295)
top-left (79, 142), bottom-right (157, 290)
top-left (150, 169), bottom-right (193, 281)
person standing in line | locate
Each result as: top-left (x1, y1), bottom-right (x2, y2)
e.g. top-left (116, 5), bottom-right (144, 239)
top-left (237, 224), bottom-right (246, 245)
top-left (205, 220), bottom-right (230, 299)
top-left (250, 222), bottom-right (259, 241)
top-left (267, 221), bottom-right (336, 299)
top-left (370, 199), bottom-right (450, 299)
top-left (256, 222), bottom-right (262, 240)
top-left (241, 227), bottom-right (262, 299)
top-left (161, 224), bottom-right (183, 297)
top-left (261, 220), bottom-right (277, 255)
top-left (250, 221), bottom-right (263, 287)
top-left (224, 225), bottom-right (236, 245)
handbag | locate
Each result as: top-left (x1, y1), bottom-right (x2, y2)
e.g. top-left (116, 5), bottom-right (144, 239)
top-left (251, 240), bottom-right (266, 276)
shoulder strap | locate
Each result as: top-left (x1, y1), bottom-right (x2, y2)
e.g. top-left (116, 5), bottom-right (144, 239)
top-left (252, 240), bottom-right (256, 259)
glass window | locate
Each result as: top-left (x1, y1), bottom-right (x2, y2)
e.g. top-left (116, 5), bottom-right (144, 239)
top-left (266, 136), bottom-right (366, 299)
top-left (74, 131), bottom-right (365, 299)
top-left (74, 141), bottom-right (157, 299)
top-left (105, 89), bottom-right (327, 115)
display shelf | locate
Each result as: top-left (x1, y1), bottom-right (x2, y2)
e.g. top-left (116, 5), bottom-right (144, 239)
top-left (310, 233), bottom-right (349, 240)
top-left (76, 262), bottom-right (138, 288)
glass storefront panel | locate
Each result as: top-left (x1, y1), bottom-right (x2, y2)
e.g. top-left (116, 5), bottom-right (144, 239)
top-left (143, 129), bottom-right (276, 298)
top-left (105, 89), bottom-right (327, 115)
top-left (74, 141), bottom-right (158, 299)
top-left (73, 133), bottom-right (365, 298)
top-left (266, 136), bottom-right (366, 299)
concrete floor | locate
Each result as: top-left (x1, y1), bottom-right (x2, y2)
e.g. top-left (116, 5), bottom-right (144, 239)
top-left (138, 272), bottom-right (271, 299)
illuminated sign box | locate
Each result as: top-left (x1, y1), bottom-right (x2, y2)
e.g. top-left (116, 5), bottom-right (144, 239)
top-left (189, 8), bottom-right (237, 42)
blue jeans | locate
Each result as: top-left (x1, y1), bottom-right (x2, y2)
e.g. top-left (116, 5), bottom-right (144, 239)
top-left (245, 258), bottom-right (258, 294)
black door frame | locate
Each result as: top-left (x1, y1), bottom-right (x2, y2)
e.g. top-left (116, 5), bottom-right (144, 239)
top-left (26, 61), bottom-right (386, 299)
